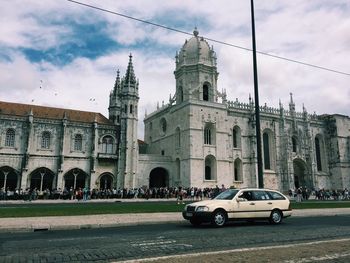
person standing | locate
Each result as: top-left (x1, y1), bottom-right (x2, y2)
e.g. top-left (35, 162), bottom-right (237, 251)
top-left (344, 188), bottom-right (349, 200)
top-left (190, 187), bottom-right (195, 201)
top-left (177, 187), bottom-right (184, 204)
top-left (296, 187), bottom-right (302, 202)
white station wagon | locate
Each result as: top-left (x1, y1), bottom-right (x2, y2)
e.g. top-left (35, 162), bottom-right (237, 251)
top-left (183, 188), bottom-right (292, 227)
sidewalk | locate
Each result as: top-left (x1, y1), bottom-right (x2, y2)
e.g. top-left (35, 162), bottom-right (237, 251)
top-left (0, 204), bottom-right (350, 233)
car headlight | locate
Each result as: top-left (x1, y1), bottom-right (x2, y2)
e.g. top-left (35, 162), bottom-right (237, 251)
top-left (196, 206), bottom-right (209, 212)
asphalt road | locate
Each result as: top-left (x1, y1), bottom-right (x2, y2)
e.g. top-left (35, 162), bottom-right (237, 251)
top-left (1, 215), bottom-right (350, 262)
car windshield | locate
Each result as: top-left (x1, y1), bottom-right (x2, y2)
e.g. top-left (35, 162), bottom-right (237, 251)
top-left (214, 189), bottom-right (239, 200)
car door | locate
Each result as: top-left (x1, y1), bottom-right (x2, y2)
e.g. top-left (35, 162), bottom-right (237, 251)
top-left (232, 190), bottom-right (256, 219)
top-left (252, 190), bottom-right (273, 218)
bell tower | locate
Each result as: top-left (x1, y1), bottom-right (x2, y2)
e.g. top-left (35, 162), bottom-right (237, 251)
top-left (174, 28), bottom-right (219, 104)
top-left (117, 54), bottom-right (139, 188)
top-left (108, 69), bottom-right (121, 125)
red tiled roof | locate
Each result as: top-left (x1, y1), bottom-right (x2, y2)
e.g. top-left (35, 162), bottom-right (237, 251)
top-left (0, 101), bottom-right (113, 125)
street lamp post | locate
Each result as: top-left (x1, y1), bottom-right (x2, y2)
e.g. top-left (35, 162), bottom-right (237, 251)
top-left (250, 0), bottom-right (264, 188)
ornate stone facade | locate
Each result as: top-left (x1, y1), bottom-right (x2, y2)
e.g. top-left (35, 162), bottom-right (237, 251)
top-left (0, 101), bottom-right (118, 192)
top-left (140, 29), bottom-right (350, 192)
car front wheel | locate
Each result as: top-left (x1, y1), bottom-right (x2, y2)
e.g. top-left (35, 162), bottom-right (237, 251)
top-left (211, 209), bottom-right (227, 227)
top-left (269, 209), bottom-right (282, 224)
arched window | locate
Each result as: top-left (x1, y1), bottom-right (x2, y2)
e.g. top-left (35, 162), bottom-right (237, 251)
top-left (204, 123), bottom-right (215, 145)
top-left (263, 132), bottom-right (271, 170)
top-left (204, 155), bottom-right (216, 180)
top-left (160, 118), bottom-right (167, 136)
top-left (233, 129), bottom-right (237, 148)
top-left (175, 158), bottom-right (181, 185)
top-left (205, 165), bottom-right (211, 180)
top-left (203, 84), bottom-right (209, 101)
top-left (175, 127), bottom-right (181, 148)
top-left (102, 136), bottom-right (114, 154)
top-left (178, 86), bottom-right (183, 103)
top-left (5, 129), bottom-right (15, 147)
top-left (292, 137), bottom-right (297, 152)
top-left (292, 136), bottom-right (297, 153)
top-left (233, 126), bottom-right (241, 148)
top-left (74, 134), bottom-right (82, 151)
top-left (130, 104), bottom-right (133, 114)
top-left (234, 158), bottom-right (243, 181)
top-left (41, 131), bottom-right (51, 149)
top-left (315, 137), bottom-right (322, 171)
top-left (204, 127), bottom-right (211, 145)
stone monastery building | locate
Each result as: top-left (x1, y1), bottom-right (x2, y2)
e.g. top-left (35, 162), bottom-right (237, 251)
top-left (1, 29), bottom-right (350, 193)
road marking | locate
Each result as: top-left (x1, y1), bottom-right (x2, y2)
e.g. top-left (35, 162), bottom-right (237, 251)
top-left (48, 236), bottom-right (107, 242)
top-left (132, 240), bottom-right (176, 247)
top-left (117, 238), bottom-right (350, 263)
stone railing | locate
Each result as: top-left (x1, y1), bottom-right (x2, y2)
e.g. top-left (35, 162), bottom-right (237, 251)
top-left (227, 99), bottom-right (319, 121)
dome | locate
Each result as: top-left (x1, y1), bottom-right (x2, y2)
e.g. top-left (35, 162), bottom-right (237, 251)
top-left (177, 28), bottom-right (216, 67)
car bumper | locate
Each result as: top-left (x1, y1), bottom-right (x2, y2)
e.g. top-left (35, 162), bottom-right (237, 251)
top-left (182, 211), bottom-right (212, 222)
top-left (283, 210), bottom-right (292, 218)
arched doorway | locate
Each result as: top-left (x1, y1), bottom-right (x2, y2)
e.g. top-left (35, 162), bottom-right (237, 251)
top-left (99, 173), bottom-right (114, 190)
top-left (64, 168), bottom-right (88, 190)
top-left (293, 159), bottom-right (308, 189)
top-left (0, 166), bottom-right (19, 191)
top-left (30, 168), bottom-right (55, 191)
top-left (149, 168), bottom-right (169, 188)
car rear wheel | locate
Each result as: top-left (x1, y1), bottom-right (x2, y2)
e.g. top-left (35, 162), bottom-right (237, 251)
top-left (211, 209), bottom-right (227, 227)
top-left (269, 209), bottom-right (282, 224)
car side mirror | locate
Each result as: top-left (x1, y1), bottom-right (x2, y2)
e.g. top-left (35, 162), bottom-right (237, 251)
top-left (236, 197), bottom-right (246, 202)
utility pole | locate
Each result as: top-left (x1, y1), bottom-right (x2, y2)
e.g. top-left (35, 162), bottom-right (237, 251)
top-left (250, 0), bottom-right (264, 188)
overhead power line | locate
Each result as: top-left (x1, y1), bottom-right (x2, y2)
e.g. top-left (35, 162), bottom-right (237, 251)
top-left (67, 0), bottom-right (350, 77)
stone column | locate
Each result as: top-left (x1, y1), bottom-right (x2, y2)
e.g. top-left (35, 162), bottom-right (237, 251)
top-left (3, 171), bottom-right (8, 190)
top-left (40, 171), bottom-right (45, 192)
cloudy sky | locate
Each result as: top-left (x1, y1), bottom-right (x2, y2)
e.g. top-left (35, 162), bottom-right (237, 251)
top-left (1, 0), bottom-right (349, 138)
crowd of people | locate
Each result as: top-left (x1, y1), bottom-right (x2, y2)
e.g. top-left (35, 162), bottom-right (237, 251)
top-left (1, 185), bottom-right (349, 202)
top-left (0, 185), bottom-right (227, 201)
top-left (289, 187), bottom-right (349, 202)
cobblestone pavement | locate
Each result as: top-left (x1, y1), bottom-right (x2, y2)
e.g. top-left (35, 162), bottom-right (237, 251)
top-left (125, 238), bottom-right (350, 263)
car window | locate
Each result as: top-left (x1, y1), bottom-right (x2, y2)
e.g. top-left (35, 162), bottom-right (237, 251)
top-left (268, 191), bottom-right (286, 200)
top-left (214, 189), bottom-right (239, 200)
top-left (238, 191), bottom-right (253, 201)
top-left (252, 191), bottom-right (271, 200)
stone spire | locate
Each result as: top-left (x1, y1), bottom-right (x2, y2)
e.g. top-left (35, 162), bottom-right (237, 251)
top-left (289, 92), bottom-right (295, 112)
top-left (124, 53), bottom-right (136, 86)
top-left (113, 69), bottom-right (121, 95)
top-left (193, 27), bottom-right (199, 37)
